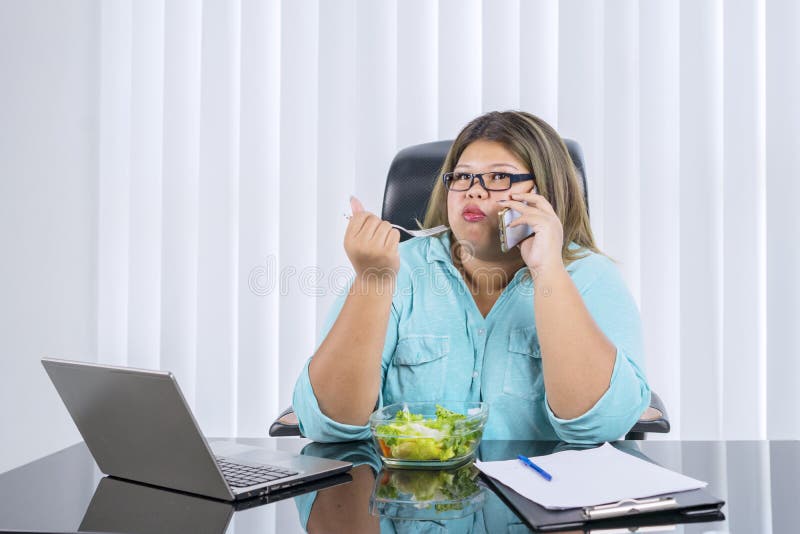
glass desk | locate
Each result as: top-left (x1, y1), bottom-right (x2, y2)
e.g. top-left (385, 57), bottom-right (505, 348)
top-left (0, 438), bottom-right (797, 533)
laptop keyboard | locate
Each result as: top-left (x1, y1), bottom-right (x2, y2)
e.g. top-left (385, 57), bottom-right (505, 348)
top-left (216, 457), bottom-right (299, 488)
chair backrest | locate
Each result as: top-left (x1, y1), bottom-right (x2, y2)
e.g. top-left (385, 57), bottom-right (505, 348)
top-left (381, 138), bottom-right (588, 241)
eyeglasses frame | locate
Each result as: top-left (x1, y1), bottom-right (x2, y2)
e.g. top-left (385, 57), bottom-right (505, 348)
top-left (441, 171), bottom-right (536, 192)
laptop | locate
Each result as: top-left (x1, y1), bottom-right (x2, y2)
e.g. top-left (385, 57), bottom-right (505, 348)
top-left (41, 357), bottom-right (352, 502)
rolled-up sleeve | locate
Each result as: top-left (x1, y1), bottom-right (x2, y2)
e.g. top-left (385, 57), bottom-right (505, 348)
top-left (545, 254), bottom-right (651, 444)
top-left (292, 286), bottom-right (400, 442)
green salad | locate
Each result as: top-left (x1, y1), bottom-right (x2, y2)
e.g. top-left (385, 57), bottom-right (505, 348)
top-left (374, 404), bottom-right (484, 462)
top-left (376, 465), bottom-right (481, 511)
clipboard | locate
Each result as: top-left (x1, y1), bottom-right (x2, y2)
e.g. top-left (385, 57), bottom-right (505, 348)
top-left (482, 475), bottom-right (725, 532)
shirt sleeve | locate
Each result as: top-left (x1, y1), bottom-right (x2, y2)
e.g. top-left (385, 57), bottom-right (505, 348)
top-left (544, 254), bottom-right (652, 444)
top-left (291, 282), bottom-right (400, 443)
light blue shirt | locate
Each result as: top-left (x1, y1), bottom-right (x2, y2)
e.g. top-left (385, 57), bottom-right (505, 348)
top-left (292, 232), bottom-right (650, 444)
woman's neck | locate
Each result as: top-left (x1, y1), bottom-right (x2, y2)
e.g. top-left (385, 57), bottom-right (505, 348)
top-left (452, 243), bottom-right (527, 297)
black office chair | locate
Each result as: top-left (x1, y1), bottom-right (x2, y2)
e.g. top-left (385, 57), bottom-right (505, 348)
top-left (270, 139), bottom-right (670, 440)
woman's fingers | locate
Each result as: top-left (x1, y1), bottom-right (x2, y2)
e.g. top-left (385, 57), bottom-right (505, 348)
top-left (344, 197), bottom-right (401, 275)
top-left (369, 220), bottom-right (395, 245)
top-left (372, 220), bottom-right (393, 244)
top-left (350, 195), bottom-right (365, 214)
top-left (385, 227), bottom-right (401, 247)
top-left (509, 192), bottom-right (556, 215)
top-left (497, 199), bottom-right (551, 229)
top-left (346, 196), bottom-right (371, 235)
top-left (496, 198), bottom-right (539, 216)
top-left (508, 212), bottom-right (548, 228)
top-left (360, 215), bottom-right (385, 240)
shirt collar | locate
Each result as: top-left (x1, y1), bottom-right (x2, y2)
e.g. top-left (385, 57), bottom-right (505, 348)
top-left (426, 231), bottom-right (453, 264)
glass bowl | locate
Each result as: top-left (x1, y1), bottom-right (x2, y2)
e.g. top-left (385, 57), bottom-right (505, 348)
top-left (369, 463), bottom-right (487, 521)
top-left (369, 401), bottom-right (489, 468)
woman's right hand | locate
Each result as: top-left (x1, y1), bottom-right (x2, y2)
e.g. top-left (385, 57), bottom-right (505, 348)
top-left (344, 196), bottom-right (401, 277)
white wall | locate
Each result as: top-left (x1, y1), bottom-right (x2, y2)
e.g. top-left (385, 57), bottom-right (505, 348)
top-left (0, 1), bottom-right (99, 474)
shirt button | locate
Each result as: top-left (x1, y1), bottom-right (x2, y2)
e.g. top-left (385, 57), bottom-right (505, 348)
top-left (477, 328), bottom-right (486, 336)
top-left (472, 371), bottom-right (479, 378)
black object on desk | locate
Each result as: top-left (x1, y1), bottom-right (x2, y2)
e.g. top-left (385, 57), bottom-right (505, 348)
top-left (484, 475), bottom-right (724, 532)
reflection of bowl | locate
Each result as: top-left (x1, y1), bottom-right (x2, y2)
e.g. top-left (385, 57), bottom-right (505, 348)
top-left (369, 402), bottom-right (489, 468)
top-left (369, 463), bottom-right (487, 521)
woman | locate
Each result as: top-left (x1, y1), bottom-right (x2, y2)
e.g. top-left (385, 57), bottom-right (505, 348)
top-left (293, 110), bottom-right (650, 443)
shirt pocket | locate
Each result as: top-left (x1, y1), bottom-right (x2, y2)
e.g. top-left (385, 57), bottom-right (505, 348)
top-left (387, 335), bottom-right (450, 401)
top-left (502, 325), bottom-right (545, 401)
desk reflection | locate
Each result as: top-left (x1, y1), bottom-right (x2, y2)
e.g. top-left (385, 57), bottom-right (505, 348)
top-left (79, 472), bottom-right (351, 534)
top-left (1, 439), bottom-right (794, 533)
top-left (295, 440), bottom-right (597, 533)
top-left (294, 440), bottom-right (729, 534)
top-left (80, 477), bottom-right (234, 534)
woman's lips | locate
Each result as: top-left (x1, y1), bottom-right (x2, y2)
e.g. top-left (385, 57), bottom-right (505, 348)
top-left (462, 206), bottom-right (486, 222)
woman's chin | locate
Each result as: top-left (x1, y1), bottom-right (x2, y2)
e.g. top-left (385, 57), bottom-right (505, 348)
top-left (451, 227), bottom-right (503, 259)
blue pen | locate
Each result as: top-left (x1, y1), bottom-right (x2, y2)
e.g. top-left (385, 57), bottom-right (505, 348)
top-left (517, 454), bottom-right (553, 481)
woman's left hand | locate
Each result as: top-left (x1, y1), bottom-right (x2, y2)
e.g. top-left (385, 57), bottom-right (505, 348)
top-left (498, 191), bottom-right (564, 274)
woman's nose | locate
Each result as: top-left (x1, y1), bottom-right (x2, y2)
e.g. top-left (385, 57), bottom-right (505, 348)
top-left (466, 182), bottom-right (487, 199)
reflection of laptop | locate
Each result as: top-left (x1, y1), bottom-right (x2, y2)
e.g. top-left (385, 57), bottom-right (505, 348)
top-left (42, 358), bottom-right (351, 501)
top-left (80, 474), bottom-right (352, 534)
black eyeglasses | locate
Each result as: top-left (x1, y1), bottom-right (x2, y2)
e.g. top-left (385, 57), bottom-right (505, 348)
top-left (442, 171), bottom-right (535, 192)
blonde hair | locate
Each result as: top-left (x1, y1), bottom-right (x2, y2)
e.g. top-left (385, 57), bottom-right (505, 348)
top-left (422, 110), bottom-right (604, 266)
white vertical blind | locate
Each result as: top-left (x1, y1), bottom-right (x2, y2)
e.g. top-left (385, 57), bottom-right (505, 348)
top-left (97, 0), bottom-right (131, 368)
top-left (397, 0), bottom-right (439, 148)
top-left (278, 0), bottom-right (319, 415)
top-left (482, 0), bottom-right (520, 112)
top-left (722, 0), bottom-right (767, 440)
top-left (603, 0), bottom-right (640, 303)
top-left (128, 0), bottom-right (164, 372)
top-left (766, 0), bottom-right (800, 439)
top-left (238, 0), bottom-right (281, 437)
top-left (558, 0), bottom-right (606, 243)
top-left (195, 0), bottom-right (241, 437)
top-left (355, 0), bottom-right (398, 213)
top-left (316, 0), bottom-right (356, 336)
top-left (519, 0), bottom-right (559, 127)
top-left (438, 0), bottom-right (482, 138)
top-left (639, 0), bottom-right (681, 437)
top-left (94, 0), bottom-right (799, 448)
top-left (678, 0), bottom-right (724, 440)
top-left (160, 0), bottom-right (201, 408)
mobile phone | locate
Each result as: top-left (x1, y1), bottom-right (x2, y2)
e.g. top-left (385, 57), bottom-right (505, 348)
top-left (498, 205), bottom-right (535, 253)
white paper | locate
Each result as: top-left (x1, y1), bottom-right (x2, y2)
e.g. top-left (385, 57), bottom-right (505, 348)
top-left (475, 443), bottom-right (706, 510)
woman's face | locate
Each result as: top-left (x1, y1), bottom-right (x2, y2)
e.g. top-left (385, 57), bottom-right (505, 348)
top-left (446, 139), bottom-right (535, 260)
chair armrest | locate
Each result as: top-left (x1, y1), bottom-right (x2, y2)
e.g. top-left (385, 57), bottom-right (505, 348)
top-left (629, 390), bottom-right (671, 435)
top-left (268, 405), bottom-right (303, 437)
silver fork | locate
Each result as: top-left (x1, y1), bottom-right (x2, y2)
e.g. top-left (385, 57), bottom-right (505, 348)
top-left (343, 214), bottom-right (449, 238)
